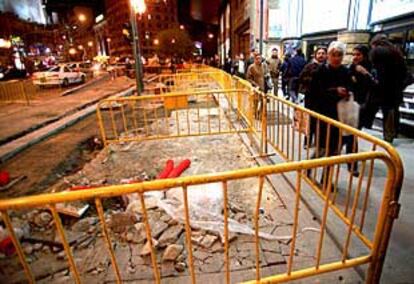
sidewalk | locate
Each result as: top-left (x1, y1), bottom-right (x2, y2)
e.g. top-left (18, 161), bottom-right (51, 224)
top-left (0, 76), bottom-right (135, 145)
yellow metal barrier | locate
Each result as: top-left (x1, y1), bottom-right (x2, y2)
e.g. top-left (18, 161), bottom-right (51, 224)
top-left (0, 68), bottom-right (403, 284)
top-left (96, 89), bottom-right (252, 147)
top-left (0, 80), bottom-right (34, 105)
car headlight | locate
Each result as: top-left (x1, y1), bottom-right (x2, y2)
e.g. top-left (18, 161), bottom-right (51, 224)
top-left (0, 73), bottom-right (4, 79)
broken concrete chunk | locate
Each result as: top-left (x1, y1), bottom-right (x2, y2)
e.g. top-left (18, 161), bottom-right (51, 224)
top-left (71, 217), bottom-right (98, 232)
top-left (234, 212), bottom-right (247, 222)
top-left (33, 212), bottom-right (52, 227)
top-left (124, 223), bottom-right (146, 244)
top-left (175, 262), bottom-right (186, 273)
top-left (200, 234), bottom-right (218, 248)
top-left (140, 239), bottom-right (159, 256)
top-left (149, 220), bottom-right (168, 238)
top-left (126, 197), bottom-right (158, 214)
top-left (160, 214), bottom-right (172, 223)
top-left (22, 243), bottom-right (34, 255)
top-left (158, 225), bottom-right (183, 247)
top-left (162, 244), bottom-right (183, 262)
top-left (108, 212), bottom-right (138, 233)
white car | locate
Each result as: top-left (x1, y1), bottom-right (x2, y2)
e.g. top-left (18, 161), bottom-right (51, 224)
top-left (32, 65), bottom-right (86, 87)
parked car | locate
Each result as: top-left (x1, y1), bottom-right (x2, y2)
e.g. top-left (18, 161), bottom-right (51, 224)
top-left (65, 62), bottom-right (93, 73)
top-left (32, 65), bottom-right (86, 87)
top-left (0, 67), bottom-right (27, 81)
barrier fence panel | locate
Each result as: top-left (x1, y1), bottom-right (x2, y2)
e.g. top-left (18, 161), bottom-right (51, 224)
top-left (0, 68), bottom-right (403, 283)
top-left (0, 80), bottom-right (33, 105)
top-left (232, 73), bottom-right (403, 283)
top-left (96, 89), bottom-right (252, 147)
top-left (0, 153), bottom-right (396, 284)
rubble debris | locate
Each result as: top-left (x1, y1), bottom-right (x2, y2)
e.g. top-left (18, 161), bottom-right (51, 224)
top-left (158, 225), bottom-right (183, 247)
top-left (162, 244), bottom-right (183, 261)
top-left (55, 202), bottom-right (89, 218)
top-left (33, 211), bottom-right (53, 228)
top-left (200, 234), bottom-right (218, 248)
top-left (22, 243), bottom-right (34, 255)
top-left (174, 262), bottom-right (186, 272)
top-left (71, 217), bottom-right (98, 232)
top-left (108, 212), bottom-right (138, 233)
top-left (140, 238), bottom-right (159, 256)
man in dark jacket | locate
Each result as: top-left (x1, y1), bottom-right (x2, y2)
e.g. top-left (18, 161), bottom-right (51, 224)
top-left (288, 48), bottom-right (307, 102)
top-left (366, 34), bottom-right (407, 143)
top-left (298, 46), bottom-right (327, 147)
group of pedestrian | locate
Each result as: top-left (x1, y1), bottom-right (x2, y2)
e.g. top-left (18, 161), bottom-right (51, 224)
top-left (223, 34), bottom-right (409, 180)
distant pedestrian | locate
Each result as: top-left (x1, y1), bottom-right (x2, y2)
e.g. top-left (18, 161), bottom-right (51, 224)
top-left (280, 54), bottom-right (292, 98)
top-left (348, 44), bottom-right (375, 128)
top-left (267, 48), bottom-right (281, 96)
top-left (235, 53), bottom-right (246, 78)
top-left (224, 56), bottom-right (232, 74)
top-left (288, 48), bottom-right (307, 102)
top-left (246, 53), bottom-right (265, 118)
top-left (245, 49), bottom-right (256, 72)
top-left (364, 34), bottom-right (408, 143)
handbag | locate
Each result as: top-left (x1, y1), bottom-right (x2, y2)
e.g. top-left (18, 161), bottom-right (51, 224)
top-left (337, 94), bottom-right (360, 135)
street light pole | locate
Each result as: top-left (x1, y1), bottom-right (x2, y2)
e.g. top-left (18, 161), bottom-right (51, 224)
top-left (259, 0), bottom-right (264, 55)
top-left (129, 0), bottom-right (146, 95)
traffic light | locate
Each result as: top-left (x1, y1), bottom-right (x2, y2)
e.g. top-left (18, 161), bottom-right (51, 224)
top-left (122, 22), bottom-right (132, 43)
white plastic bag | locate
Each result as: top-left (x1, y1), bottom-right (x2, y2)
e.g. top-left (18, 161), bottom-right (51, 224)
top-left (337, 94), bottom-right (360, 136)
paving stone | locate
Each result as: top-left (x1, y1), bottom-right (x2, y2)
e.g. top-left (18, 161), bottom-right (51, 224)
top-left (162, 244), bottom-right (183, 261)
top-left (200, 253), bottom-right (224, 273)
top-left (193, 249), bottom-right (212, 262)
top-left (211, 241), bottom-right (224, 253)
top-left (260, 239), bottom-right (282, 254)
top-left (78, 239), bottom-right (110, 274)
top-left (263, 251), bottom-right (286, 266)
top-left (161, 261), bottom-right (177, 277)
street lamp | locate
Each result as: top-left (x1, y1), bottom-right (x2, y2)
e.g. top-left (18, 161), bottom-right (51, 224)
top-left (88, 41), bottom-right (93, 47)
top-left (106, 38), bottom-right (112, 56)
top-left (69, 48), bottom-right (77, 55)
top-left (78, 14), bottom-right (86, 22)
top-left (129, 0), bottom-right (146, 95)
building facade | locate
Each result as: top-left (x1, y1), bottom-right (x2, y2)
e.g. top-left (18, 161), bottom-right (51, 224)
top-left (219, 0), bottom-right (414, 69)
top-left (102, 0), bottom-right (179, 60)
top-left (218, 0), bottom-right (271, 63)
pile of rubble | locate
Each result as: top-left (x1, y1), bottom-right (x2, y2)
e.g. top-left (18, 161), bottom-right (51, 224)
top-left (0, 196), bottom-right (292, 283)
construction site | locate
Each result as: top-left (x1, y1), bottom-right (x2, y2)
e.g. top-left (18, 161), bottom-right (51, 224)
top-left (0, 68), bottom-right (404, 283)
